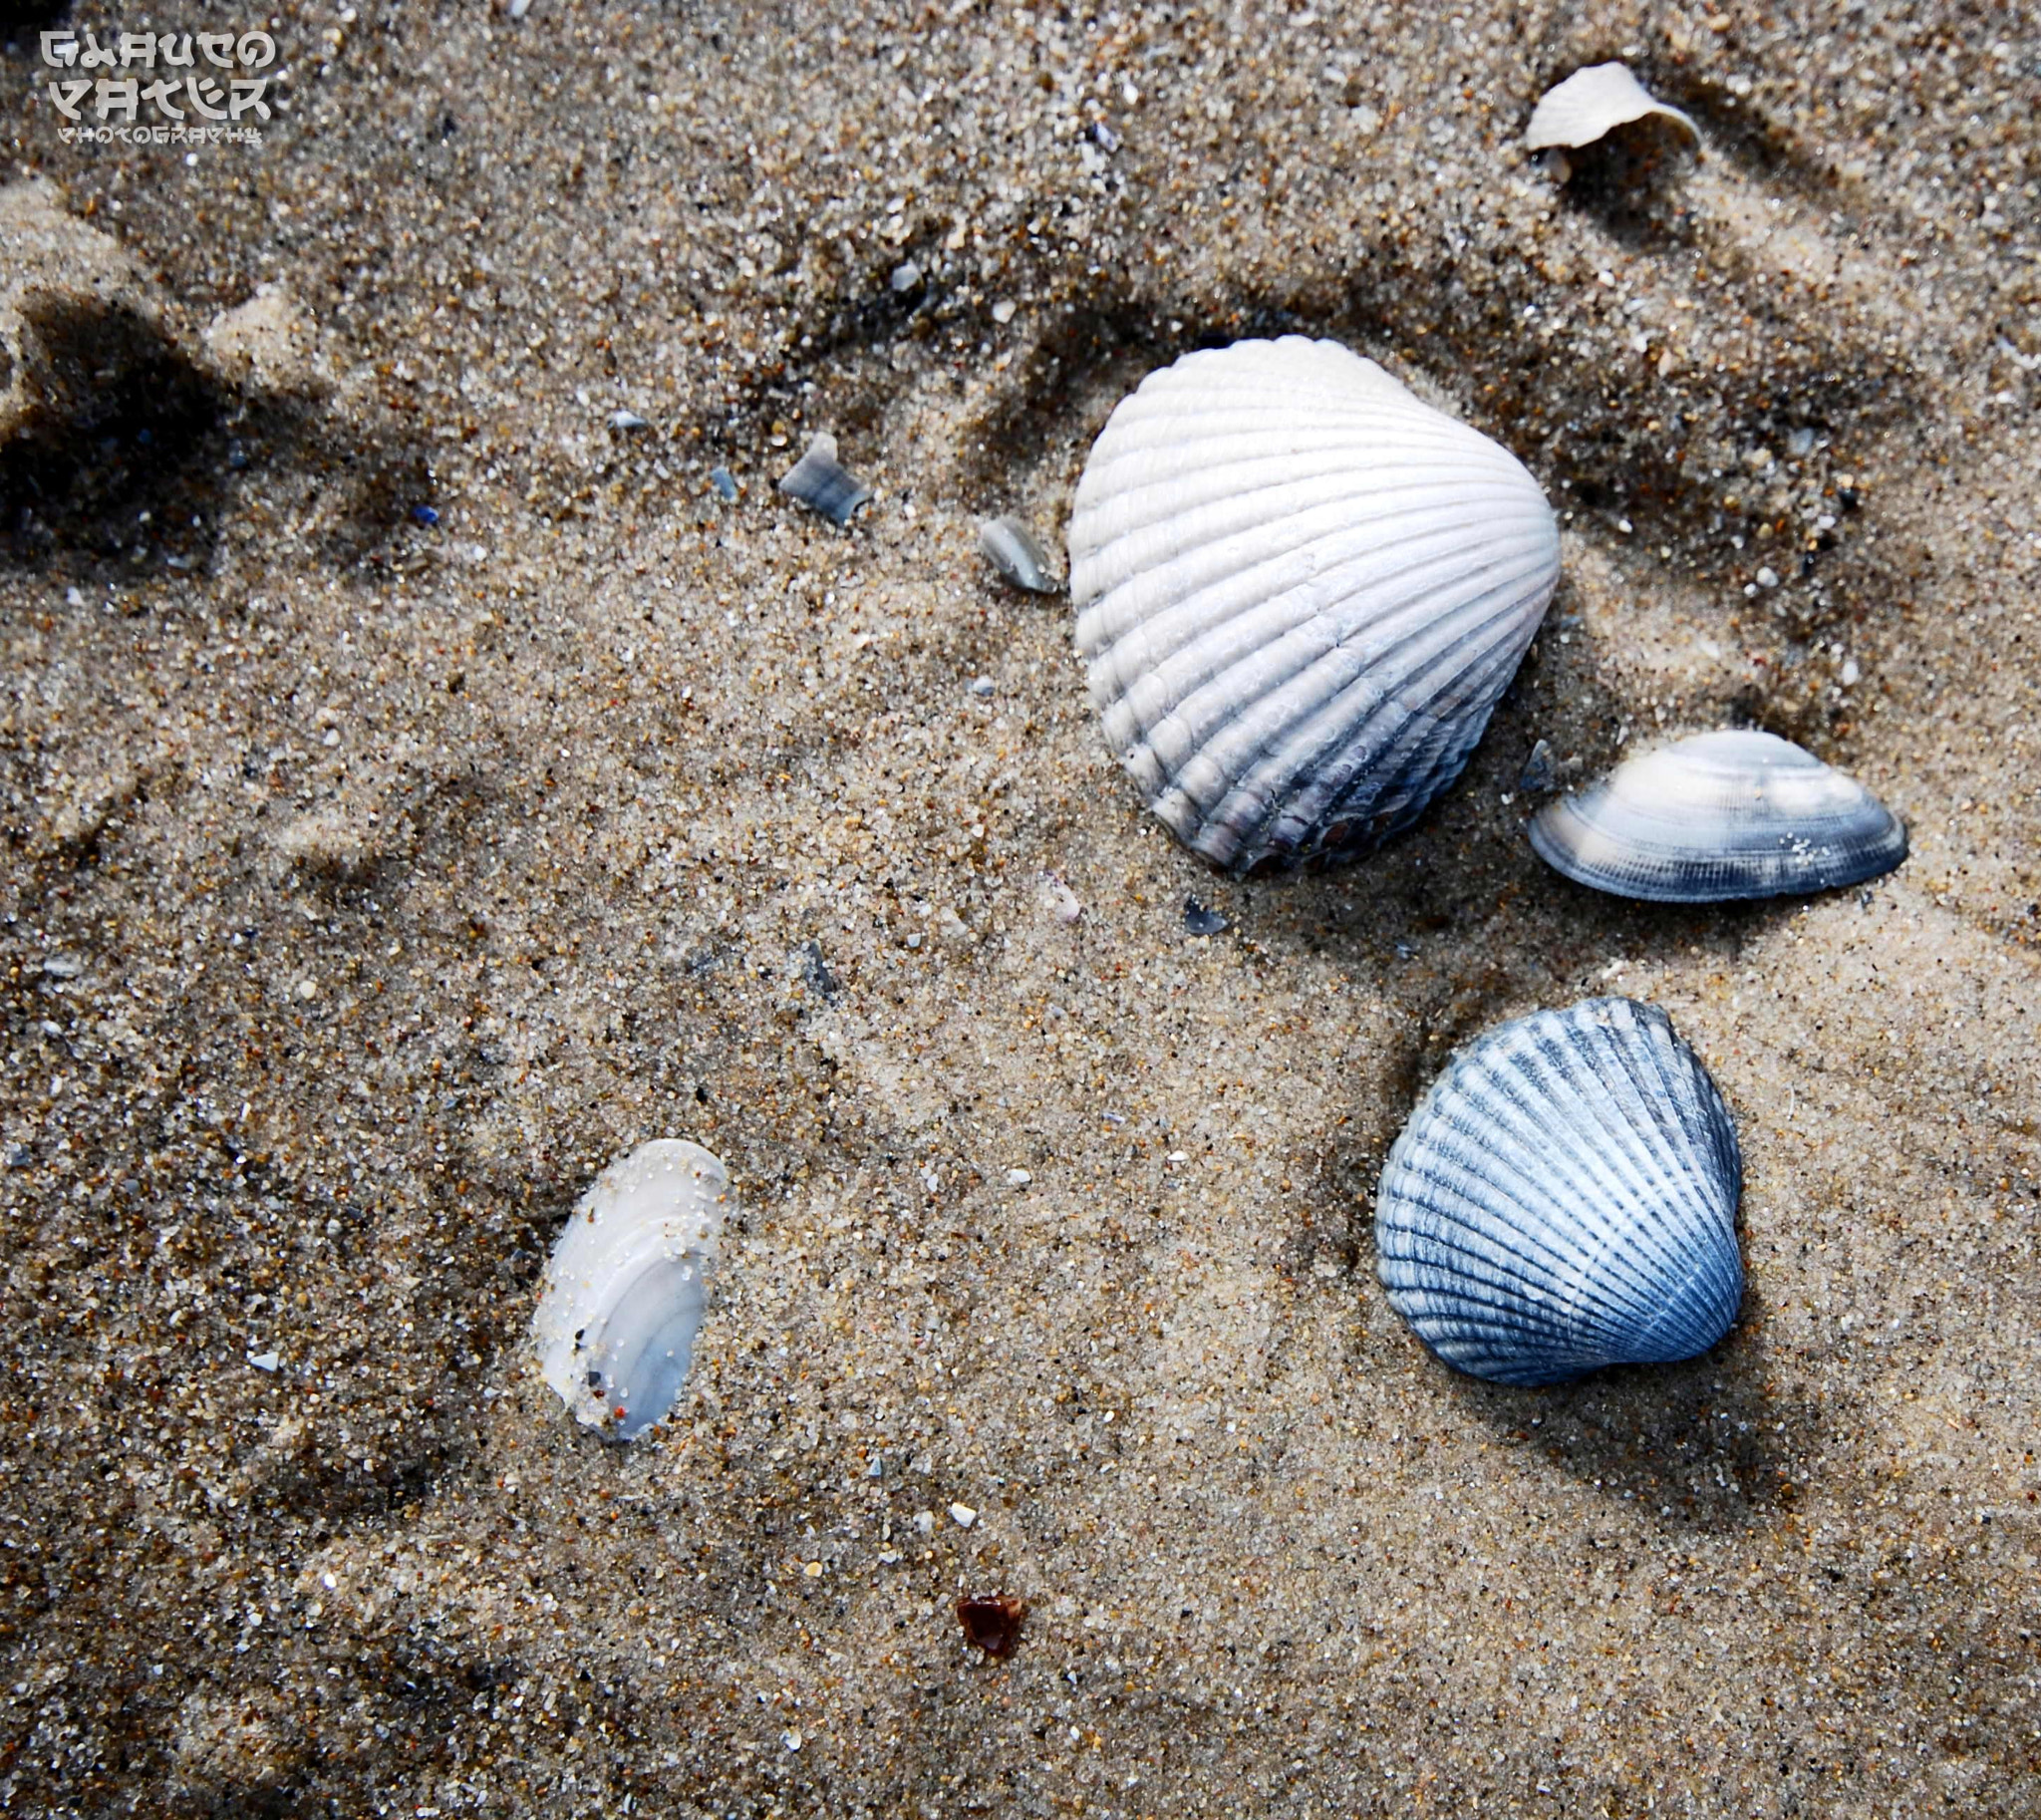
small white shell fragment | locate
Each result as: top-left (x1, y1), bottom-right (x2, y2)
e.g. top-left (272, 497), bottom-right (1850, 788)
top-left (1039, 874), bottom-right (1082, 924)
top-left (949, 1502), bottom-right (978, 1528)
top-left (608, 409), bottom-right (649, 432)
top-left (1005, 1167), bottom-right (1032, 1186)
top-left (1525, 63), bottom-right (1700, 153)
top-left (890, 259), bottom-right (922, 292)
top-left (776, 432), bottom-right (872, 525)
top-left (247, 1351), bottom-right (280, 1373)
top-left (979, 514), bottom-right (1060, 593)
top-left (1069, 336), bottom-right (1560, 872)
top-left (532, 1138), bottom-right (728, 1440)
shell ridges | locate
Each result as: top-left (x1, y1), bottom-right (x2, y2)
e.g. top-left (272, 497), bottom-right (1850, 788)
top-left (1376, 998), bottom-right (1743, 1386)
top-left (1069, 336), bottom-right (1560, 872)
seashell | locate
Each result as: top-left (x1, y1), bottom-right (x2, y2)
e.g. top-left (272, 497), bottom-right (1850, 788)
top-left (1068, 336), bottom-right (1561, 873)
top-left (1528, 729), bottom-right (1906, 903)
top-left (1517, 738), bottom-right (1557, 793)
top-left (979, 513), bottom-right (1059, 593)
top-left (532, 1139), bottom-right (728, 1440)
top-left (777, 432), bottom-right (871, 525)
top-left (1376, 997), bottom-right (1743, 1386)
top-left (1525, 63), bottom-right (1699, 154)
top-left (608, 409), bottom-right (649, 432)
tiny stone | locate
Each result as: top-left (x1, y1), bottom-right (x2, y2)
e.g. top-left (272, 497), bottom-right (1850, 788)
top-left (247, 1351), bottom-right (280, 1373)
top-left (1755, 566), bottom-right (1781, 589)
top-left (949, 1503), bottom-right (978, 1529)
top-left (710, 466), bottom-right (737, 500)
top-left (1786, 427), bottom-right (1816, 456)
top-left (969, 675), bottom-right (997, 698)
top-left (608, 409), bottom-right (649, 432)
top-left (914, 1510), bottom-right (935, 1536)
top-left (1518, 739), bottom-right (1557, 793)
top-left (781, 1730), bottom-right (802, 1753)
top-left (1183, 897), bottom-right (1228, 937)
top-left (295, 978), bottom-right (320, 1001)
top-left (991, 299), bottom-right (1017, 324)
top-left (1006, 1168), bottom-right (1032, 1187)
top-left (890, 260), bottom-right (922, 292)
top-left (1841, 658), bottom-right (1862, 687)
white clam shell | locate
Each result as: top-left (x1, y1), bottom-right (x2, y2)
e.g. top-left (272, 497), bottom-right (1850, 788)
top-left (532, 1139), bottom-right (728, 1440)
top-left (1525, 63), bottom-right (1700, 152)
top-left (1529, 729), bottom-right (1907, 903)
top-left (1376, 998), bottom-right (1744, 1386)
top-left (1068, 337), bottom-right (1561, 873)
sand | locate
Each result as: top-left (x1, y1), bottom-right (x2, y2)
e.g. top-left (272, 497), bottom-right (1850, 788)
top-left (0, 1), bottom-right (2037, 1813)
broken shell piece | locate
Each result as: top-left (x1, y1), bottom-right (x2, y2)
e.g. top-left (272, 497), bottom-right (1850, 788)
top-left (1525, 63), bottom-right (1700, 154)
top-left (532, 1139), bottom-right (728, 1440)
top-left (1529, 730), bottom-right (1906, 903)
top-left (608, 409), bottom-right (649, 432)
top-left (957, 1594), bottom-right (1026, 1658)
top-left (979, 514), bottom-right (1059, 593)
top-left (776, 432), bottom-right (871, 525)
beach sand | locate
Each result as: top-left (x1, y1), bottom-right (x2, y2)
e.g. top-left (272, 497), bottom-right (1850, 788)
top-left (0, 2), bottom-right (2037, 1813)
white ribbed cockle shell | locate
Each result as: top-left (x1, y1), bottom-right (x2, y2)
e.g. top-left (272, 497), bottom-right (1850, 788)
top-left (1068, 337), bottom-right (1561, 873)
top-left (1375, 998), bottom-right (1744, 1387)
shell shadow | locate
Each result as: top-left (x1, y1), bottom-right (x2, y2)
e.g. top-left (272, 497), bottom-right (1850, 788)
top-left (1431, 1282), bottom-right (1821, 1535)
top-left (1552, 120), bottom-right (1703, 252)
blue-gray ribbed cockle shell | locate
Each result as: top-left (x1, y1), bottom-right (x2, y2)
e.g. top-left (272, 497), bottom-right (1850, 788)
top-left (1375, 997), bottom-right (1743, 1386)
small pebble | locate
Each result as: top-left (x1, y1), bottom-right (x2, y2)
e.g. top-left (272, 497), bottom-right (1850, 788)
top-left (1755, 566), bottom-right (1781, 589)
top-left (608, 409), bottom-right (649, 432)
top-left (1518, 739), bottom-right (1557, 793)
top-left (410, 504), bottom-right (439, 526)
top-left (1005, 1167), bottom-right (1032, 1187)
top-left (247, 1351), bottom-right (280, 1372)
top-left (296, 978), bottom-right (319, 1001)
top-left (710, 466), bottom-right (737, 500)
top-left (969, 675), bottom-right (997, 698)
top-left (890, 260), bottom-right (922, 292)
top-left (1841, 658), bottom-right (1862, 687)
top-left (949, 1503), bottom-right (978, 1529)
top-left (1183, 897), bottom-right (1228, 937)
top-left (991, 299), bottom-right (1017, 324)
top-left (914, 1510), bottom-right (935, 1536)
top-left (1786, 427), bottom-right (1816, 456)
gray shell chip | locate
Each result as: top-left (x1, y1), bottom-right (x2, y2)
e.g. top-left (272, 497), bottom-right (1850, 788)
top-left (1376, 997), bottom-right (1744, 1386)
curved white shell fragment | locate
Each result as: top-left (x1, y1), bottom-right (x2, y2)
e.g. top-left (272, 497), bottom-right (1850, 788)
top-left (532, 1139), bottom-right (728, 1440)
top-left (1068, 337), bottom-right (1561, 873)
top-left (1525, 63), bottom-right (1700, 152)
top-left (1376, 998), bottom-right (1743, 1386)
top-left (1529, 729), bottom-right (1907, 903)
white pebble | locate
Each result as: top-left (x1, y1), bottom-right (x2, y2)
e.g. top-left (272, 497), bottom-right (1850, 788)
top-left (1005, 1167), bottom-right (1032, 1187)
top-left (949, 1502), bottom-right (978, 1529)
top-left (247, 1351), bottom-right (280, 1373)
top-left (1841, 658), bottom-right (1862, 687)
top-left (1755, 566), bottom-right (1780, 589)
top-left (991, 299), bottom-right (1017, 324)
top-left (890, 260), bottom-right (921, 293)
